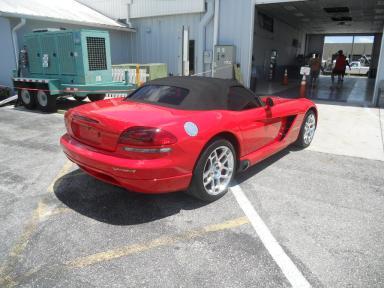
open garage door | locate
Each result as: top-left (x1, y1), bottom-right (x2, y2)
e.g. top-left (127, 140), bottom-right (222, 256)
top-left (252, 0), bottom-right (384, 106)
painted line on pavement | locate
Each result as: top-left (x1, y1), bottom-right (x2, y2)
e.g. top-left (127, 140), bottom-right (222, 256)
top-left (67, 217), bottom-right (249, 268)
top-left (231, 184), bottom-right (311, 288)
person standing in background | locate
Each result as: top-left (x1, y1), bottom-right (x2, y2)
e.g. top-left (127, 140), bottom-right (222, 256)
top-left (331, 50), bottom-right (350, 83)
top-left (309, 53), bottom-right (322, 86)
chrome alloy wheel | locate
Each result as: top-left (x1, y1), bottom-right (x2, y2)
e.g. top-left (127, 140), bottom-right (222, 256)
top-left (202, 146), bottom-right (234, 196)
top-left (21, 89), bottom-right (31, 104)
top-left (37, 90), bottom-right (48, 107)
top-left (303, 113), bottom-right (316, 145)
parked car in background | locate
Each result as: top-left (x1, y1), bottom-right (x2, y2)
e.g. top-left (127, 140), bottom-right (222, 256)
top-left (348, 61), bottom-right (370, 76)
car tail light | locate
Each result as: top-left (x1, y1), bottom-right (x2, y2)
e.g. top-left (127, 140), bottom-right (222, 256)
top-left (118, 126), bottom-right (177, 147)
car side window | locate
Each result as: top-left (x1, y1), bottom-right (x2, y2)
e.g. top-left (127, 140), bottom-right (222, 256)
top-left (227, 86), bottom-right (261, 111)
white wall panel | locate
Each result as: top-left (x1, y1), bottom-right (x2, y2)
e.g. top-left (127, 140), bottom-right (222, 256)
top-left (373, 29), bottom-right (384, 105)
top-left (0, 17), bottom-right (16, 87)
top-left (253, 9), bottom-right (304, 66)
top-left (130, 0), bottom-right (204, 19)
top-left (218, 0), bottom-right (254, 86)
top-left (126, 13), bottom-right (204, 75)
top-left (77, 0), bottom-right (128, 20)
top-left (78, 0), bottom-right (204, 20)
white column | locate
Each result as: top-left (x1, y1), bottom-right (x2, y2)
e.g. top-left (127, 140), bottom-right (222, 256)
top-left (373, 28), bottom-right (384, 106)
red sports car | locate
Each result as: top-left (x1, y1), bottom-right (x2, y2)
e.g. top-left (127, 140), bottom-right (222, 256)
top-left (61, 77), bottom-right (317, 202)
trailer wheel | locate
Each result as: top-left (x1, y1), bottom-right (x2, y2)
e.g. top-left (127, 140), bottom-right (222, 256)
top-left (19, 88), bottom-right (36, 109)
top-left (88, 94), bottom-right (106, 102)
top-left (74, 96), bottom-right (85, 102)
top-left (37, 89), bottom-right (56, 112)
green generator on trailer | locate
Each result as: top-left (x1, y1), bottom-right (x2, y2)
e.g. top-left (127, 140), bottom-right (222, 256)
top-left (13, 28), bottom-right (134, 112)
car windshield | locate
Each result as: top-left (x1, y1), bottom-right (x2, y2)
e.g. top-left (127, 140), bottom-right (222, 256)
top-left (126, 85), bottom-right (189, 106)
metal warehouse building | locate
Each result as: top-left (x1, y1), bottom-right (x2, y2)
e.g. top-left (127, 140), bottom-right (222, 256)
top-left (1, 0), bottom-right (384, 106)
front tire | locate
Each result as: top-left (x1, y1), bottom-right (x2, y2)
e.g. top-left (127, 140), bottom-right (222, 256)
top-left (88, 94), bottom-right (106, 102)
top-left (19, 88), bottom-right (36, 109)
top-left (37, 89), bottom-right (56, 112)
top-left (187, 139), bottom-right (236, 202)
top-left (295, 110), bottom-right (316, 148)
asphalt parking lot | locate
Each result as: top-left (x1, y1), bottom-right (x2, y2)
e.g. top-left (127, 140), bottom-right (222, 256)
top-left (0, 105), bottom-right (383, 287)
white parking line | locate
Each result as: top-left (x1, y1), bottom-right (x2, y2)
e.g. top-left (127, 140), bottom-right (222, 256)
top-left (231, 184), bottom-right (311, 288)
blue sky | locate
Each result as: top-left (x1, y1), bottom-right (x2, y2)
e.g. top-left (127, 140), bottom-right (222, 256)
top-left (324, 36), bottom-right (374, 44)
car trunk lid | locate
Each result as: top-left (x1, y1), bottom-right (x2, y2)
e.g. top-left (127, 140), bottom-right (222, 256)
top-left (66, 98), bottom-right (182, 152)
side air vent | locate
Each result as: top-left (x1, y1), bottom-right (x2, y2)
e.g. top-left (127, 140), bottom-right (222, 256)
top-left (86, 37), bottom-right (107, 71)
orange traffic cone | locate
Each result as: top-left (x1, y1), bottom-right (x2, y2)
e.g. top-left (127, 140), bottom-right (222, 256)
top-left (299, 74), bottom-right (307, 98)
top-left (282, 69), bottom-right (288, 85)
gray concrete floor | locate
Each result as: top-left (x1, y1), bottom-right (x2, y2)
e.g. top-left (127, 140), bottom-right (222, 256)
top-left (0, 105), bottom-right (383, 287)
top-left (256, 76), bottom-right (375, 107)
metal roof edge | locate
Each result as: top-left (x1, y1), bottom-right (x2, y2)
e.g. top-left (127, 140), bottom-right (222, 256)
top-left (0, 12), bottom-right (136, 32)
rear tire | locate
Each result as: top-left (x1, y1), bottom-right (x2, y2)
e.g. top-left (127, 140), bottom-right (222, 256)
top-left (295, 110), bottom-right (316, 148)
top-left (88, 94), bottom-right (106, 102)
top-left (37, 89), bottom-right (56, 112)
top-left (187, 139), bottom-right (236, 202)
top-left (19, 88), bottom-right (36, 109)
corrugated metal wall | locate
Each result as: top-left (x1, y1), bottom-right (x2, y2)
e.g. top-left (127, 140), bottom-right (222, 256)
top-left (0, 17), bottom-right (16, 87)
top-left (130, 0), bottom-right (205, 19)
top-left (77, 0), bottom-right (128, 20)
top-left (373, 29), bottom-right (384, 105)
top-left (218, 0), bottom-right (254, 86)
top-left (77, 0), bottom-right (205, 20)
top-left (126, 13), bottom-right (206, 76)
top-left (127, 0), bottom-right (255, 85)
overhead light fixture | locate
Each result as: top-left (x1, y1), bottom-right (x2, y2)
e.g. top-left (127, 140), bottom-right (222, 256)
top-left (324, 7), bottom-right (350, 13)
top-left (331, 16), bottom-right (352, 21)
top-left (284, 5), bottom-right (297, 11)
top-left (301, 18), bottom-right (310, 22)
top-left (294, 12), bottom-right (304, 17)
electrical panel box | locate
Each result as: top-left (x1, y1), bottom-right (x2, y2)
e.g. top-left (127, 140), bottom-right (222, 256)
top-left (213, 45), bottom-right (236, 79)
top-left (23, 29), bottom-right (113, 85)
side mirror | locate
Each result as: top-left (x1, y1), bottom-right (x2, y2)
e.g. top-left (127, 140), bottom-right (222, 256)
top-left (265, 97), bottom-right (274, 108)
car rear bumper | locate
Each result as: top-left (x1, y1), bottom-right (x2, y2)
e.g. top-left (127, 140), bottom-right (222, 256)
top-left (60, 134), bottom-right (192, 193)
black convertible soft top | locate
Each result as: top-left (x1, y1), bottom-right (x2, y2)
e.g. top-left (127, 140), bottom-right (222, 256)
top-left (130, 76), bottom-right (260, 111)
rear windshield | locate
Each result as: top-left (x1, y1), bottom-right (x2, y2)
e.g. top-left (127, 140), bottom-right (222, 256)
top-left (127, 85), bottom-right (189, 106)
